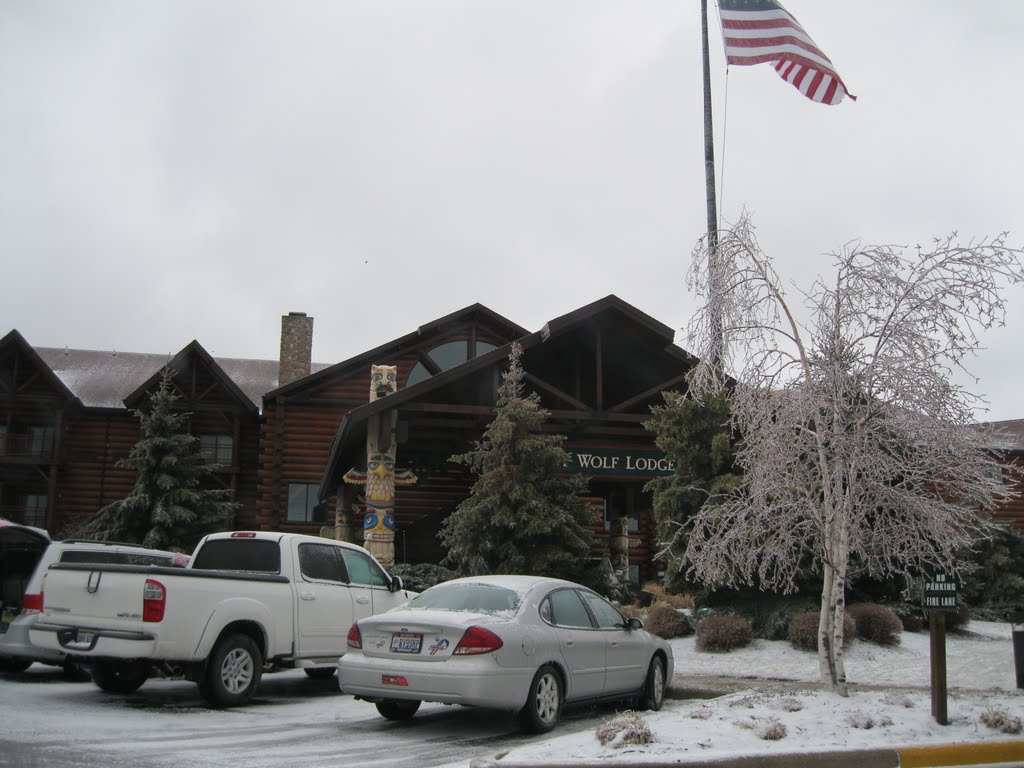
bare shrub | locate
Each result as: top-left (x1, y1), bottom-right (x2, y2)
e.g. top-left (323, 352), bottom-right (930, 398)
top-left (758, 718), bottom-right (787, 741)
top-left (644, 605), bottom-right (694, 639)
top-left (642, 582), bottom-right (695, 609)
top-left (778, 697), bottom-right (804, 713)
top-left (595, 711), bottom-right (654, 747)
top-left (788, 611), bottom-right (856, 652)
top-left (882, 693), bottom-right (914, 708)
top-left (980, 707), bottom-right (1023, 735)
top-left (696, 615), bottom-right (753, 652)
top-left (847, 603), bottom-right (902, 646)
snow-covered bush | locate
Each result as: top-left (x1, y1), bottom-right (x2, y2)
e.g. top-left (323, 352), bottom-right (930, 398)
top-left (847, 603), bottom-right (902, 646)
top-left (595, 711), bottom-right (653, 747)
top-left (788, 611), bottom-right (855, 652)
top-left (644, 605), bottom-right (693, 639)
top-left (696, 615), bottom-right (752, 652)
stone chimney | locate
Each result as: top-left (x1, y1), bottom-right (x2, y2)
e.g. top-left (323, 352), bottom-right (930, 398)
top-left (278, 312), bottom-right (314, 388)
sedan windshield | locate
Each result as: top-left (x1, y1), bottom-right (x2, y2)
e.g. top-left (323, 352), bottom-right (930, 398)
top-left (409, 583), bottom-right (521, 614)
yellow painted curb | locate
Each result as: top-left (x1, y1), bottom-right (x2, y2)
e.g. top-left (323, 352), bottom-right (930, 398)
top-left (898, 740), bottom-right (1024, 767)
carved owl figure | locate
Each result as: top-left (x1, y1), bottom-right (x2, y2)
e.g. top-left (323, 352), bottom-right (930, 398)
top-left (370, 364), bottom-right (397, 401)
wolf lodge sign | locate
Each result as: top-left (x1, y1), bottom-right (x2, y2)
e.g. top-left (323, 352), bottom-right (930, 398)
top-left (564, 448), bottom-right (676, 478)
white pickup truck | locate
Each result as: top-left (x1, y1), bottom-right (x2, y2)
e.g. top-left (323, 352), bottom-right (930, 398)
top-left (30, 531), bottom-right (412, 707)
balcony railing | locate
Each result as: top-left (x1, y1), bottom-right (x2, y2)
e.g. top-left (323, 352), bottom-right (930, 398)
top-left (0, 434), bottom-right (55, 460)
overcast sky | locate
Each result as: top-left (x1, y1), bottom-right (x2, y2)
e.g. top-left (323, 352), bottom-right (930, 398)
top-left (2, 1), bottom-right (1022, 420)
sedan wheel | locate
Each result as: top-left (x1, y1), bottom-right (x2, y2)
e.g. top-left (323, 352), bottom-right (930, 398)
top-left (518, 664), bottom-right (563, 734)
top-left (639, 655), bottom-right (665, 711)
top-left (375, 699), bottom-right (421, 720)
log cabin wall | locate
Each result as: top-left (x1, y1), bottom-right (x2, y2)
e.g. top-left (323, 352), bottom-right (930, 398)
top-left (257, 313), bottom-right (519, 535)
top-left (57, 410), bottom-right (139, 536)
top-left (0, 333), bottom-right (75, 531)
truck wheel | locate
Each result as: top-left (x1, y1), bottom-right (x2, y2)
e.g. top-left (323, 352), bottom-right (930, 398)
top-left (91, 660), bottom-right (150, 693)
top-left (303, 667), bottom-right (336, 680)
top-left (375, 699), bottom-right (421, 720)
top-left (201, 633), bottom-right (262, 708)
top-left (517, 664), bottom-right (563, 734)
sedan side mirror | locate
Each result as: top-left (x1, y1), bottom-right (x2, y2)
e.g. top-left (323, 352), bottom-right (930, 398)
top-left (626, 617), bottom-right (644, 631)
top-left (389, 575), bottom-right (404, 593)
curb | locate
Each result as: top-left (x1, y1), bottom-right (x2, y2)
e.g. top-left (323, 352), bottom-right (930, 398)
top-left (469, 740), bottom-right (1024, 768)
top-left (897, 740), bottom-right (1024, 767)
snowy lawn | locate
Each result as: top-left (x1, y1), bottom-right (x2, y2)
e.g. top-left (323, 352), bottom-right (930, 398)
top-left (491, 620), bottom-right (1024, 765)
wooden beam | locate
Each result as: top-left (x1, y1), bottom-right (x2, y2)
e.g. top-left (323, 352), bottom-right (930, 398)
top-left (608, 372), bottom-right (689, 413)
top-left (524, 373), bottom-right (589, 411)
top-left (548, 409), bottom-right (646, 423)
top-left (402, 403), bottom-right (494, 416)
top-left (418, 350), bottom-right (443, 376)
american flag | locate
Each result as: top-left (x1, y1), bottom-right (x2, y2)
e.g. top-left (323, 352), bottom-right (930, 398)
top-left (718, 0), bottom-right (855, 105)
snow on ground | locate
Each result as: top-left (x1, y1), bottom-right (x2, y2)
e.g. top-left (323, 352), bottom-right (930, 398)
top-left (495, 620), bottom-right (1024, 765)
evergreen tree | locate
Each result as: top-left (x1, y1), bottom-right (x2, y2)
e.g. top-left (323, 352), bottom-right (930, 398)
top-left (86, 369), bottom-right (236, 551)
top-left (440, 342), bottom-right (592, 580)
top-left (645, 390), bottom-right (741, 593)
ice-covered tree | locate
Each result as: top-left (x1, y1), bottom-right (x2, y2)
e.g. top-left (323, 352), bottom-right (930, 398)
top-left (86, 369), bottom-right (236, 551)
top-left (681, 214), bottom-right (1023, 695)
top-left (440, 342), bottom-right (592, 580)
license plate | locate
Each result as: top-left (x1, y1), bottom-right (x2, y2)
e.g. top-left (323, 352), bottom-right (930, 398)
top-left (382, 675), bottom-right (408, 686)
top-left (390, 633), bottom-right (422, 654)
top-left (75, 630), bottom-right (95, 646)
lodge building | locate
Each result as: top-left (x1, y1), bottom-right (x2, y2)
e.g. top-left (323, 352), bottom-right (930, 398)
top-left (3, 295), bottom-right (1022, 581)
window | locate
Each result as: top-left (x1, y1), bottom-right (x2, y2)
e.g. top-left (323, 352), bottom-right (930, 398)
top-left (287, 483), bottom-right (322, 523)
top-left (406, 340), bottom-right (499, 386)
top-left (191, 539), bottom-right (281, 573)
top-left (408, 583), bottom-right (520, 613)
top-left (199, 434), bottom-right (233, 465)
top-left (546, 589), bottom-right (594, 628)
top-left (22, 494), bottom-right (47, 528)
top-left (28, 426), bottom-right (54, 457)
top-left (339, 548), bottom-right (388, 587)
top-left (60, 550), bottom-right (175, 567)
top-left (580, 591), bottom-right (625, 628)
top-left (298, 543), bottom-right (345, 583)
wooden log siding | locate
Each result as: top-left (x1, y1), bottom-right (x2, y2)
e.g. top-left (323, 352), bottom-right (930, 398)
top-left (256, 348), bottom-right (427, 531)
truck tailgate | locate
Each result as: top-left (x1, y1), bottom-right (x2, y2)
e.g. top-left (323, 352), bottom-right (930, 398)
top-left (40, 563), bottom-right (157, 627)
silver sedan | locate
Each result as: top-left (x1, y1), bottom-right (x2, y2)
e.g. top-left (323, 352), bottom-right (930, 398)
top-left (337, 575), bottom-right (673, 733)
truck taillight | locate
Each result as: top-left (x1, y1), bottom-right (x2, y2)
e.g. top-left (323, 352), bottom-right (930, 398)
top-left (21, 593), bottom-right (43, 614)
top-left (453, 626), bottom-right (504, 655)
top-left (346, 623), bottom-right (362, 649)
top-left (143, 579), bottom-right (166, 623)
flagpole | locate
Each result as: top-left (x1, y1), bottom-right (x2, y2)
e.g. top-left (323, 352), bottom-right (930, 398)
top-left (701, 0), bottom-right (723, 368)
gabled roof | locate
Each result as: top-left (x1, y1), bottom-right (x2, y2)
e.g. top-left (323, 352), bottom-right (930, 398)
top-left (122, 340), bottom-right (260, 416)
top-left (265, 302), bottom-right (527, 401)
top-left (318, 295), bottom-right (697, 498)
top-left (0, 330), bottom-right (80, 406)
top-left (35, 346), bottom-right (330, 410)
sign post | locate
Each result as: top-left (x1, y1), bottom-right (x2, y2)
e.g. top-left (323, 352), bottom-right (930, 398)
top-left (923, 572), bottom-right (959, 725)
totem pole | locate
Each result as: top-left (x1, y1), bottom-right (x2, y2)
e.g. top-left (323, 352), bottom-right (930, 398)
top-left (342, 365), bottom-right (416, 567)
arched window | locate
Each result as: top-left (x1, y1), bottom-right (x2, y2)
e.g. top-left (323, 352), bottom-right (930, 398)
top-left (406, 340), bottom-right (498, 386)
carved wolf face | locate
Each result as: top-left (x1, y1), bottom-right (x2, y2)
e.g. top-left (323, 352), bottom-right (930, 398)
top-left (370, 364), bottom-right (397, 401)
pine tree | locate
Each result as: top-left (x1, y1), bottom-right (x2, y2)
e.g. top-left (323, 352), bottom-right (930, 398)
top-left (85, 369), bottom-right (236, 551)
top-left (440, 342), bottom-right (592, 580)
top-left (645, 390), bottom-right (741, 593)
